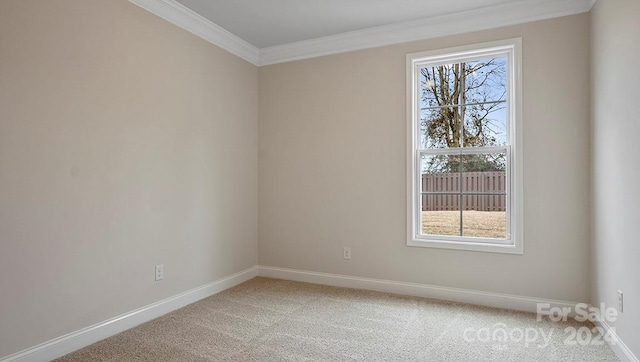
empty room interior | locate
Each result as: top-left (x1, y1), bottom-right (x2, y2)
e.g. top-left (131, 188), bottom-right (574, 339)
top-left (0, 0), bottom-right (638, 361)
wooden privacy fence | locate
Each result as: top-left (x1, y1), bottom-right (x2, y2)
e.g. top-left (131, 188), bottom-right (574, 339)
top-left (421, 171), bottom-right (506, 211)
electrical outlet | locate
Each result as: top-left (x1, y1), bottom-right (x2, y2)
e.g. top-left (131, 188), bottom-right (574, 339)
top-left (155, 264), bottom-right (164, 281)
top-left (343, 247), bottom-right (351, 260)
top-left (617, 290), bottom-right (624, 313)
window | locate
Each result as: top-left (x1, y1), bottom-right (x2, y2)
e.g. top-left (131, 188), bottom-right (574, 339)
top-left (406, 39), bottom-right (523, 254)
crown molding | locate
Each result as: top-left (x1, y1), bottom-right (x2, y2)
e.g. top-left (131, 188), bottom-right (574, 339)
top-left (259, 0), bottom-right (594, 65)
top-left (128, 0), bottom-right (260, 65)
top-left (129, 0), bottom-right (593, 67)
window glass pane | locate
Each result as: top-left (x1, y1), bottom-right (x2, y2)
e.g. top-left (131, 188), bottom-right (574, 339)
top-left (464, 57), bottom-right (507, 103)
top-left (456, 152), bottom-right (507, 172)
top-left (461, 169), bottom-right (507, 194)
top-left (462, 104), bottom-right (507, 147)
top-left (419, 65), bottom-right (460, 105)
top-left (460, 152), bottom-right (507, 193)
top-left (420, 106), bottom-right (463, 149)
top-left (421, 154), bottom-right (462, 190)
top-left (462, 195), bottom-right (507, 238)
top-left (421, 194), bottom-right (461, 236)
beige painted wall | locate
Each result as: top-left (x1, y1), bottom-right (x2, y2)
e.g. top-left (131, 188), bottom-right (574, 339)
top-left (259, 14), bottom-right (591, 302)
top-left (0, 0), bottom-right (258, 357)
top-left (591, 0), bottom-right (640, 357)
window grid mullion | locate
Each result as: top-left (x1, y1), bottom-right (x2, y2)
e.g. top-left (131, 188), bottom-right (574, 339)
top-left (421, 192), bottom-right (507, 195)
top-left (458, 63), bottom-right (464, 236)
top-left (420, 99), bottom-right (505, 111)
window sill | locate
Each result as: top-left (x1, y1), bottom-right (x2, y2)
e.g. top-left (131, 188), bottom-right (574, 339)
top-left (407, 238), bottom-right (523, 255)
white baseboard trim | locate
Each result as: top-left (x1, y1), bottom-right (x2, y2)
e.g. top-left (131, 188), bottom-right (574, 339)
top-left (593, 317), bottom-right (639, 362)
top-left (0, 266), bottom-right (259, 362)
top-left (258, 265), bottom-right (581, 315)
top-left (6, 265), bottom-right (634, 362)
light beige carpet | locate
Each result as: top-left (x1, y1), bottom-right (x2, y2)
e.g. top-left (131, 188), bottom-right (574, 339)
top-left (55, 277), bottom-right (618, 361)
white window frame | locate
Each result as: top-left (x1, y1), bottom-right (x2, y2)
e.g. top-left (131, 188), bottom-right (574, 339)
top-left (406, 38), bottom-right (523, 254)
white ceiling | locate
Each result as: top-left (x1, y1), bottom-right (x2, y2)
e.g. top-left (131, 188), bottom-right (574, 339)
top-left (130, 0), bottom-right (594, 65)
top-left (175, 0), bottom-right (522, 48)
